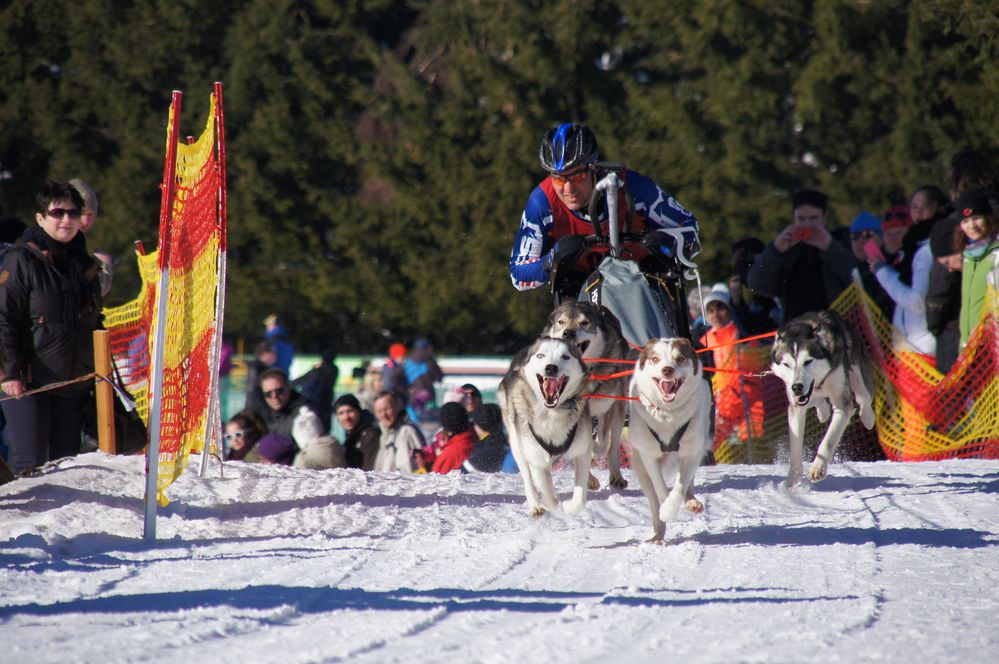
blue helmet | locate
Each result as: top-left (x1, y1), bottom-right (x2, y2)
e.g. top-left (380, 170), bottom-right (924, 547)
top-left (539, 123), bottom-right (599, 174)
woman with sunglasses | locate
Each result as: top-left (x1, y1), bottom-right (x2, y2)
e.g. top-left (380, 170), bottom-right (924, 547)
top-left (508, 123), bottom-right (700, 300)
top-left (225, 409), bottom-right (268, 462)
top-left (0, 181), bottom-right (104, 475)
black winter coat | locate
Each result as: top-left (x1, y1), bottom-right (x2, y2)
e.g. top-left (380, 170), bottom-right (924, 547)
top-left (0, 227), bottom-right (103, 395)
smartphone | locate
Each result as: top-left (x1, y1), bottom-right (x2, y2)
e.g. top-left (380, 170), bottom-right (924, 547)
top-left (791, 226), bottom-right (813, 242)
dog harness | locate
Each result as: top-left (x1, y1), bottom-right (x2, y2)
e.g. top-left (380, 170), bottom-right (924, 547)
top-left (644, 418), bottom-right (690, 453)
top-left (529, 420), bottom-right (580, 457)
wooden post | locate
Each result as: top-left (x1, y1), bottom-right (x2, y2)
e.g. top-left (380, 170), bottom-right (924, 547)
top-left (93, 330), bottom-right (116, 454)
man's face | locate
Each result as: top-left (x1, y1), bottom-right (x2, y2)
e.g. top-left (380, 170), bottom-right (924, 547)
top-left (374, 395), bottom-right (399, 428)
top-left (937, 254), bottom-right (963, 273)
top-left (706, 301), bottom-right (732, 329)
top-left (261, 376), bottom-right (290, 411)
top-left (78, 208), bottom-right (97, 233)
top-left (336, 405), bottom-right (360, 431)
top-left (850, 230), bottom-right (878, 261)
top-left (461, 389), bottom-right (482, 413)
top-left (883, 227), bottom-right (908, 254)
top-left (792, 204), bottom-right (826, 227)
top-left (550, 168), bottom-right (594, 211)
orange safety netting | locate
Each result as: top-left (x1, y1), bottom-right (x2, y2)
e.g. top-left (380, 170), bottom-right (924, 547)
top-left (711, 281), bottom-right (999, 464)
top-left (102, 88), bottom-right (226, 504)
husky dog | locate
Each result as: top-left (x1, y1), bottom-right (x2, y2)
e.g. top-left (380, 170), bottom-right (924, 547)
top-left (628, 338), bottom-right (713, 542)
top-left (543, 301), bottom-right (634, 490)
top-left (498, 336), bottom-right (594, 516)
top-left (770, 310), bottom-right (876, 487)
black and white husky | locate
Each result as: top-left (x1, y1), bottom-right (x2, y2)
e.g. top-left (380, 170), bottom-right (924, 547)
top-left (542, 301), bottom-right (634, 490)
top-left (771, 310), bottom-right (876, 487)
top-left (498, 336), bottom-right (593, 516)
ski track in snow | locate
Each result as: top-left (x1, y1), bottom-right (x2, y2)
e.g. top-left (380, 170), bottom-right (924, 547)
top-left (0, 453), bottom-right (997, 663)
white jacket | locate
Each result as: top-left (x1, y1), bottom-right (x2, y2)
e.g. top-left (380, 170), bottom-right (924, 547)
top-left (374, 417), bottom-right (423, 473)
top-left (874, 241), bottom-right (935, 356)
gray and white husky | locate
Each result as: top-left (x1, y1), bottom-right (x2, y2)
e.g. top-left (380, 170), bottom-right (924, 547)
top-left (771, 310), bottom-right (876, 487)
top-left (542, 301), bottom-right (634, 490)
top-left (628, 338), bottom-right (713, 542)
top-left (498, 336), bottom-right (593, 516)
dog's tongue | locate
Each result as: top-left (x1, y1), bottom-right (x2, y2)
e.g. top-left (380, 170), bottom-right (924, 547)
top-left (656, 377), bottom-right (682, 401)
top-left (543, 376), bottom-right (562, 400)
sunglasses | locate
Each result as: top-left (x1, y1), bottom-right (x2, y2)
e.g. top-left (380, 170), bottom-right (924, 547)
top-left (224, 430), bottom-right (245, 442)
top-left (263, 387), bottom-right (287, 399)
top-left (550, 170), bottom-right (590, 186)
top-left (46, 207), bottom-right (82, 219)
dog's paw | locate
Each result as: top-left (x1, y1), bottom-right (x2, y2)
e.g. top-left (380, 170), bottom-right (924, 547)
top-left (658, 497), bottom-right (682, 523)
top-left (608, 473), bottom-right (628, 490)
top-left (807, 459), bottom-right (828, 482)
top-left (528, 504), bottom-right (547, 518)
top-left (645, 532), bottom-right (666, 544)
top-left (587, 472), bottom-right (600, 491)
top-left (784, 470), bottom-right (802, 489)
top-left (563, 497), bottom-right (586, 516)
top-left (684, 497), bottom-right (704, 514)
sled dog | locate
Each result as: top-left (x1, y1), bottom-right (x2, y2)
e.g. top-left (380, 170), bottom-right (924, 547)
top-left (498, 336), bottom-right (593, 516)
top-left (543, 301), bottom-right (634, 490)
top-left (770, 310), bottom-right (876, 486)
top-left (628, 338), bottom-right (712, 542)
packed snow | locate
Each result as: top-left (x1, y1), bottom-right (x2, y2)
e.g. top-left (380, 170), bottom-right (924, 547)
top-left (1, 452), bottom-right (998, 663)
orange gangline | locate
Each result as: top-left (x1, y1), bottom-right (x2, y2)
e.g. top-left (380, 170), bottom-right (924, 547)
top-left (583, 393), bottom-right (639, 401)
top-left (697, 330), bottom-right (777, 354)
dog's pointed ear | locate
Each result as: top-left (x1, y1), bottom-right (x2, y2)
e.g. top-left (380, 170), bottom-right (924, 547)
top-left (674, 338), bottom-right (699, 373)
top-left (637, 339), bottom-right (657, 370)
top-left (599, 305), bottom-right (624, 335)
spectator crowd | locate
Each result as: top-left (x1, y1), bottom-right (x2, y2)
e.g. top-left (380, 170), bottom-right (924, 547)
top-left (2, 147), bottom-right (998, 477)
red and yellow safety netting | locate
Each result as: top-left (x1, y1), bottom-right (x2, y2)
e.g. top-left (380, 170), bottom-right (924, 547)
top-left (712, 281), bottom-right (999, 463)
top-left (102, 86), bottom-right (226, 504)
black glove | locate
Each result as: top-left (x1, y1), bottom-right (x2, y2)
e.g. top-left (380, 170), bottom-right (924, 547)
top-left (640, 230), bottom-right (678, 258)
top-left (545, 234), bottom-right (587, 273)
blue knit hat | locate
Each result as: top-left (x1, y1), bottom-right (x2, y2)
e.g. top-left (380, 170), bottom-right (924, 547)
top-left (850, 211), bottom-right (881, 235)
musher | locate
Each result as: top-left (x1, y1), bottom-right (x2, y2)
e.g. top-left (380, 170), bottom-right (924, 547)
top-left (509, 123), bottom-right (701, 300)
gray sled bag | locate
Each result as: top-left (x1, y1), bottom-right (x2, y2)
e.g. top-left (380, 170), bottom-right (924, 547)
top-left (579, 256), bottom-right (679, 347)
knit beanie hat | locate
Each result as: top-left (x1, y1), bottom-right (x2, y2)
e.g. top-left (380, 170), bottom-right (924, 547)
top-left (850, 211), bottom-right (881, 235)
top-left (333, 394), bottom-right (361, 412)
top-left (955, 187), bottom-right (992, 219)
top-left (257, 432), bottom-right (297, 465)
top-left (929, 217), bottom-right (960, 258)
top-left (439, 402), bottom-right (471, 434)
top-left (881, 205), bottom-right (912, 231)
top-left (474, 403), bottom-right (503, 433)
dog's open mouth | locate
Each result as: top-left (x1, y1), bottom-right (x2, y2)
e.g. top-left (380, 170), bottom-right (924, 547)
top-left (795, 382), bottom-right (814, 406)
top-left (577, 339), bottom-right (590, 355)
top-left (654, 376), bottom-right (685, 403)
top-left (536, 374), bottom-right (569, 408)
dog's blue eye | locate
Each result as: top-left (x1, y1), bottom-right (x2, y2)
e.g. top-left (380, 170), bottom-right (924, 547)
top-left (563, 354), bottom-right (570, 360)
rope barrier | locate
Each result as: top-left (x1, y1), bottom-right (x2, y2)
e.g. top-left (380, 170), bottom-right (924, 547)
top-left (0, 372), bottom-right (100, 401)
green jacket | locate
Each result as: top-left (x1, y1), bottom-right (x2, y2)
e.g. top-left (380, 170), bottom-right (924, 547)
top-left (959, 238), bottom-right (999, 348)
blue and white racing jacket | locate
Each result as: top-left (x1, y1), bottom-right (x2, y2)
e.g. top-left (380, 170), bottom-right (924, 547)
top-left (508, 169), bottom-right (699, 291)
